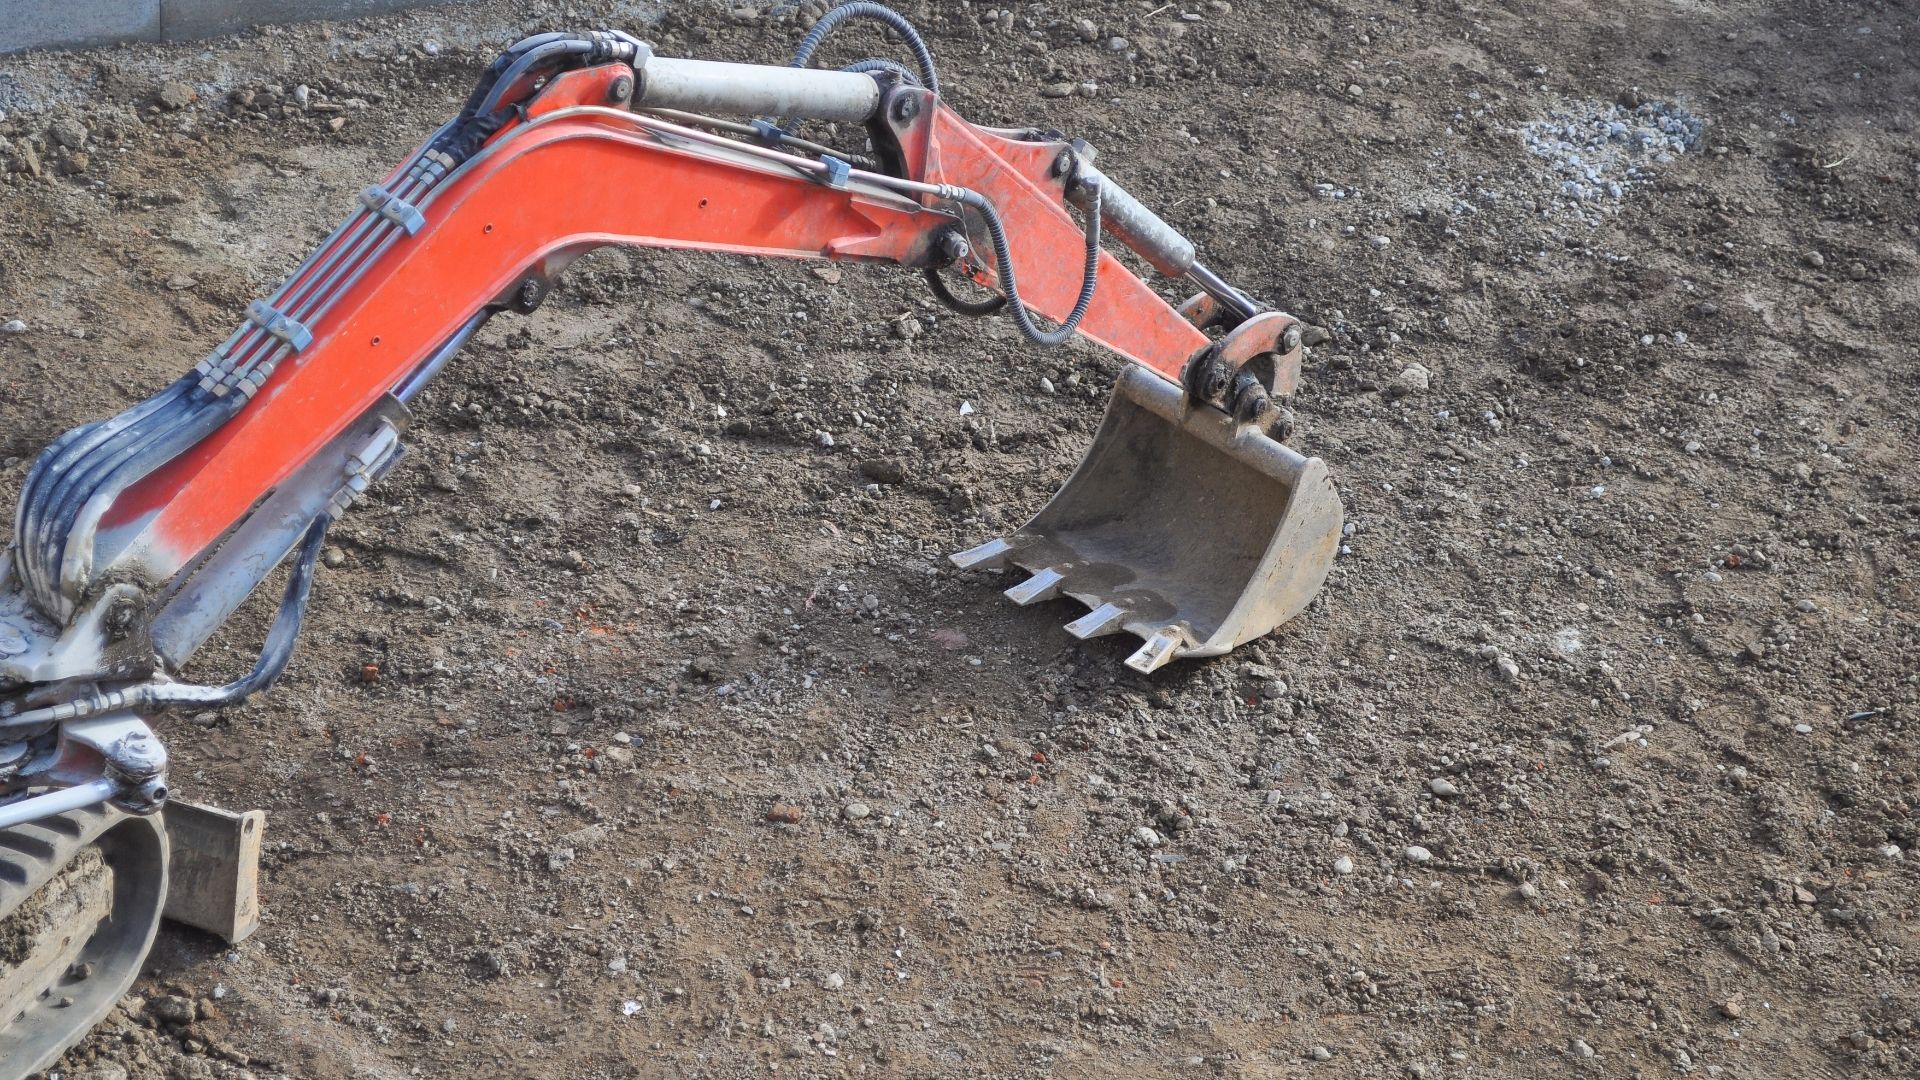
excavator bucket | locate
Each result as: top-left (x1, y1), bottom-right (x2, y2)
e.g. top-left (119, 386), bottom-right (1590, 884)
top-left (953, 364), bottom-right (1343, 673)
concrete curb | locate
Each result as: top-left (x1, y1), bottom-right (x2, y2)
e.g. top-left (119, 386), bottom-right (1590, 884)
top-left (2, 1), bottom-right (464, 55)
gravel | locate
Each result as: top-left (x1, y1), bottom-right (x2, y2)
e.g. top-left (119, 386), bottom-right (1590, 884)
top-left (1520, 99), bottom-right (1704, 206)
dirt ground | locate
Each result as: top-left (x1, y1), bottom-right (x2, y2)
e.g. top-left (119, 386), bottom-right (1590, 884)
top-left (2, 0), bottom-right (1917, 1076)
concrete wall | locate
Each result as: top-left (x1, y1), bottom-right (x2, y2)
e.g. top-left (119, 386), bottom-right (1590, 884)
top-left (1, 0), bottom-right (465, 55)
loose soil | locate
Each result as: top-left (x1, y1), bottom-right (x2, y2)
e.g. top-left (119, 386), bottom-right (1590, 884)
top-left (1, 1), bottom-right (1917, 1077)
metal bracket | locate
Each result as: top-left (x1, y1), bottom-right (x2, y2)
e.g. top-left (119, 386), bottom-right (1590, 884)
top-left (360, 184), bottom-right (427, 235)
top-left (326, 417), bottom-right (407, 518)
top-left (818, 155), bottom-right (852, 190)
top-left (245, 300), bottom-right (313, 352)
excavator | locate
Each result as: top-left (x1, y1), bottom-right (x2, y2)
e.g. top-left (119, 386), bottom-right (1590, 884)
top-left (0, 5), bottom-right (1341, 1069)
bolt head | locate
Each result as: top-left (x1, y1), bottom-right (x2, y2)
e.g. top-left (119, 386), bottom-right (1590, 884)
top-left (609, 75), bottom-right (634, 103)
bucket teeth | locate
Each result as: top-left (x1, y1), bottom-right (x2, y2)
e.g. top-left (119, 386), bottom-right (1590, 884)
top-left (1004, 566), bottom-right (1066, 606)
top-left (950, 536), bottom-right (1016, 571)
top-left (1064, 602), bottom-right (1129, 639)
top-left (1124, 628), bottom-right (1187, 674)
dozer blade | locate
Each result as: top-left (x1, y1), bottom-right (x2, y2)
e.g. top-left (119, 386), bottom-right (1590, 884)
top-left (953, 365), bottom-right (1341, 672)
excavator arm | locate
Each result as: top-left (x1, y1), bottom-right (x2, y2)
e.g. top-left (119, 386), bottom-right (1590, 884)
top-left (0, 15), bottom-right (1341, 1062)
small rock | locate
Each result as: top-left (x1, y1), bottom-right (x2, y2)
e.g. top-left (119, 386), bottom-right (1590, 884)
top-left (1427, 777), bottom-right (1459, 798)
top-left (1794, 598), bottom-right (1816, 613)
top-left (1494, 655), bottom-right (1521, 682)
top-left (1572, 1039), bottom-right (1595, 1058)
top-left (1038, 376), bottom-right (1055, 394)
top-left (47, 118), bottom-right (87, 149)
top-left (1332, 855), bottom-right (1354, 875)
top-left (1132, 826), bottom-right (1162, 848)
top-left (1720, 998), bottom-right (1743, 1019)
top-left (1108, 36), bottom-right (1129, 51)
top-left (823, 972), bottom-right (844, 990)
top-left (1310, 1045), bottom-right (1333, 1061)
top-left (321, 546), bottom-right (347, 569)
top-left (328, 116), bottom-right (348, 133)
top-left (1388, 363), bottom-right (1431, 396)
top-left (151, 995), bottom-right (196, 1025)
top-left (1518, 880), bottom-right (1540, 899)
top-left (842, 802), bottom-right (871, 821)
top-left (1, 319), bottom-right (26, 335)
top-left (156, 81), bottom-right (197, 111)
top-left (1403, 845), bottom-right (1432, 864)
top-left (1803, 250), bottom-right (1826, 269)
top-left (766, 803), bottom-right (804, 824)
top-left (1074, 18), bottom-right (1098, 41)
top-left (1040, 82), bottom-right (1076, 100)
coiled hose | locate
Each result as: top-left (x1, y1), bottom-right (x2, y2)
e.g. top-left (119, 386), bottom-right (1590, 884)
top-left (953, 180), bottom-right (1103, 347)
top-left (791, 2), bottom-right (939, 95)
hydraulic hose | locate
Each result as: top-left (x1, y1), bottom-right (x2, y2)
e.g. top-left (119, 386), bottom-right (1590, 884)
top-left (791, 3), bottom-right (939, 95)
top-left (1, 514), bottom-right (333, 731)
top-left (954, 180), bottom-right (1103, 347)
top-left (842, 57), bottom-right (922, 86)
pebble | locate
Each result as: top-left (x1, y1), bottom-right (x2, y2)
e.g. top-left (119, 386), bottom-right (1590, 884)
top-left (1803, 250), bottom-right (1826, 269)
top-left (842, 802), bottom-right (871, 821)
top-left (1074, 18), bottom-right (1098, 41)
top-left (766, 803), bottom-right (804, 824)
top-left (156, 81), bottom-right (196, 110)
top-left (1794, 598), bottom-right (1816, 613)
top-left (1132, 826), bottom-right (1162, 847)
top-left (1572, 1038), bottom-right (1595, 1058)
top-left (1332, 855), bottom-right (1354, 875)
top-left (1494, 655), bottom-right (1521, 682)
top-left (48, 118), bottom-right (87, 150)
top-left (1518, 880), bottom-right (1540, 899)
top-left (823, 972), bottom-right (844, 990)
top-left (1389, 363), bottom-right (1430, 396)
top-left (1427, 778), bottom-right (1459, 798)
top-left (1, 320), bottom-right (25, 334)
top-left (150, 995), bottom-right (196, 1025)
top-left (322, 545), bottom-right (347, 569)
top-left (1038, 376), bottom-right (1055, 394)
top-left (1403, 845), bottom-right (1432, 863)
top-left (1107, 36), bottom-right (1129, 51)
top-left (1310, 1045), bottom-right (1333, 1061)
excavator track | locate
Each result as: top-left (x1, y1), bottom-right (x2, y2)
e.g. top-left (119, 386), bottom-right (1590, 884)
top-left (0, 806), bottom-right (167, 1077)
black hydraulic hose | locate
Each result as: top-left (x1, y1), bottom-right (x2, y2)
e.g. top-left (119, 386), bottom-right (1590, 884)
top-left (791, 3), bottom-right (939, 96)
top-left (187, 512), bottom-right (331, 707)
top-left (475, 37), bottom-right (594, 117)
top-left (452, 32), bottom-right (575, 128)
top-left (953, 181), bottom-right (1103, 347)
top-left (842, 57), bottom-right (921, 86)
top-left (0, 513), bottom-right (332, 730)
top-left (923, 266), bottom-right (1005, 316)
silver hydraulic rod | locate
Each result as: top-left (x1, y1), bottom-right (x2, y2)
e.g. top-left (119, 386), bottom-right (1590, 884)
top-left (0, 778), bottom-right (116, 830)
top-left (636, 56), bottom-right (882, 123)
